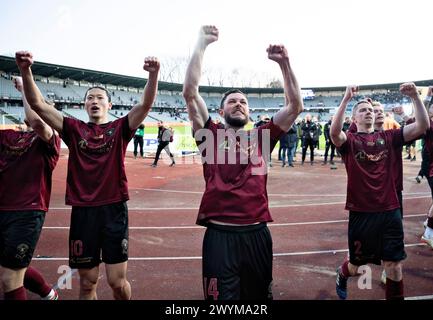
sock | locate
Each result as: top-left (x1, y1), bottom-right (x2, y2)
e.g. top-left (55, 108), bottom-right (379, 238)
top-left (4, 286), bottom-right (27, 300)
top-left (427, 217), bottom-right (433, 229)
top-left (42, 289), bottom-right (57, 300)
top-left (424, 226), bottom-right (433, 238)
top-left (24, 266), bottom-right (52, 297)
top-left (385, 279), bottom-right (404, 300)
top-left (339, 260), bottom-right (351, 278)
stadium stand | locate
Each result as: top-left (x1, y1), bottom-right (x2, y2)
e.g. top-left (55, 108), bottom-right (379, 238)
top-left (1, 55), bottom-right (432, 124)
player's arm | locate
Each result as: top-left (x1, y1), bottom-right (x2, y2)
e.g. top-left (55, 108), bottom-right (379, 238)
top-left (270, 45), bottom-right (304, 132)
top-left (423, 86), bottom-right (433, 109)
top-left (15, 51), bottom-right (64, 133)
top-left (183, 25), bottom-right (218, 132)
top-left (128, 57), bottom-right (160, 130)
top-left (392, 105), bottom-right (412, 123)
top-left (12, 76), bottom-right (53, 142)
top-left (331, 86), bottom-right (358, 147)
top-left (400, 83), bottom-right (429, 142)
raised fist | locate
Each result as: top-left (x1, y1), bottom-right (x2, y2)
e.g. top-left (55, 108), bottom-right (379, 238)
top-left (143, 56), bottom-right (160, 73)
top-left (399, 82), bottom-right (418, 99)
top-left (267, 44), bottom-right (289, 64)
top-left (427, 86), bottom-right (433, 97)
top-left (344, 85), bottom-right (358, 100)
top-left (12, 76), bottom-right (23, 93)
top-left (199, 25), bottom-right (219, 46)
top-left (392, 105), bottom-right (404, 115)
top-left (15, 51), bottom-right (34, 70)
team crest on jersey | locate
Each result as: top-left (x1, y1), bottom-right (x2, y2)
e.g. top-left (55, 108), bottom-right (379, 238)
top-left (355, 151), bottom-right (366, 161)
top-left (376, 138), bottom-right (385, 146)
top-left (106, 128), bottom-right (115, 137)
top-left (121, 239), bottom-right (128, 255)
top-left (78, 139), bottom-right (88, 149)
top-left (15, 243), bottom-right (29, 261)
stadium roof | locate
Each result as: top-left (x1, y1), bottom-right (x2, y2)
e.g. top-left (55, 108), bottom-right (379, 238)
top-left (1, 55), bottom-right (432, 94)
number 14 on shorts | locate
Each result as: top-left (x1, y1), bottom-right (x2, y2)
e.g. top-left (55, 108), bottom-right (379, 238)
top-left (203, 277), bottom-right (219, 300)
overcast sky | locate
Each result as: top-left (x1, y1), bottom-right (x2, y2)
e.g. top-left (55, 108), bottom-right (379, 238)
top-left (1, 0), bottom-right (432, 88)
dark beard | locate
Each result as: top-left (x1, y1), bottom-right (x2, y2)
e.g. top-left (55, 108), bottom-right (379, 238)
top-left (225, 114), bottom-right (248, 128)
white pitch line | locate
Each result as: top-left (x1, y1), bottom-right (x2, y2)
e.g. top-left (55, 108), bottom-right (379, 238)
top-left (47, 195), bottom-right (431, 211)
top-left (135, 188), bottom-right (203, 194)
top-left (133, 188), bottom-right (431, 198)
top-left (42, 213), bottom-right (427, 230)
top-left (32, 242), bottom-right (427, 261)
top-left (405, 295), bottom-right (433, 300)
top-left (274, 243), bottom-right (426, 257)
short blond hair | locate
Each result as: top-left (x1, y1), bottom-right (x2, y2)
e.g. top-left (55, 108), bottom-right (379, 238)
top-left (352, 99), bottom-right (373, 117)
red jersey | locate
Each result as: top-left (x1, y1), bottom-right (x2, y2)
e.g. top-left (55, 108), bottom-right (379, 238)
top-left (195, 118), bottom-right (284, 225)
top-left (338, 129), bottom-right (404, 212)
top-left (348, 122), bottom-right (403, 191)
top-left (0, 130), bottom-right (60, 212)
top-left (392, 118), bottom-right (416, 192)
top-left (61, 116), bottom-right (135, 206)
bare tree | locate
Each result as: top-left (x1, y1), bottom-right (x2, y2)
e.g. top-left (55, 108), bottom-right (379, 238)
top-left (266, 79), bottom-right (283, 88)
top-left (160, 56), bottom-right (189, 83)
top-left (161, 56), bottom-right (278, 88)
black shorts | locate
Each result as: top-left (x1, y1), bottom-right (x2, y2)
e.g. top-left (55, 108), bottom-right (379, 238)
top-left (202, 222), bottom-right (273, 300)
top-left (427, 176), bottom-right (433, 199)
top-left (0, 210), bottom-right (46, 269)
top-left (69, 202), bottom-right (129, 269)
top-left (348, 209), bottom-right (406, 266)
top-left (397, 190), bottom-right (403, 218)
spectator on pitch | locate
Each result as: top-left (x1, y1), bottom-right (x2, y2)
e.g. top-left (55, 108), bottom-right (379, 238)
top-left (301, 113), bottom-right (317, 165)
top-left (279, 130), bottom-right (289, 167)
top-left (286, 123), bottom-right (298, 167)
top-left (133, 123), bottom-right (145, 158)
top-left (322, 116), bottom-right (335, 165)
top-left (415, 140), bottom-right (428, 183)
top-left (151, 121), bottom-right (175, 167)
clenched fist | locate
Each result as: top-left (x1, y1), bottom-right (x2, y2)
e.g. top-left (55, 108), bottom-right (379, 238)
top-left (199, 25), bottom-right (219, 47)
top-left (15, 51), bottom-right (34, 71)
top-left (267, 44), bottom-right (289, 64)
top-left (12, 76), bottom-right (23, 93)
top-left (344, 85), bottom-right (359, 101)
top-left (400, 82), bottom-right (418, 99)
top-left (143, 57), bottom-right (160, 74)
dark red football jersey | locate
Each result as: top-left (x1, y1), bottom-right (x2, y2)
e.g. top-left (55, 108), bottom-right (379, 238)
top-left (338, 129), bottom-right (404, 212)
top-left (0, 130), bottom-right (60, 211)
top-left (195, 118), bottom-right (284, 225)
top-left (61, 116), bottom-right (135, 206)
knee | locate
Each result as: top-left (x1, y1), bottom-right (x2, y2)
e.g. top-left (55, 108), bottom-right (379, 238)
top-left (107, 276), bottom-right (128, 292)
top-left (1, 272), bottom-right (13, 289)
top-left (80, 275), bottom-right (98, 292)
top-left (383, 261), bottom-right (401, 270)
top-left (383, 261), bottom-right (403, 280)
top-left (1, 268), bottom-right (25, 291)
